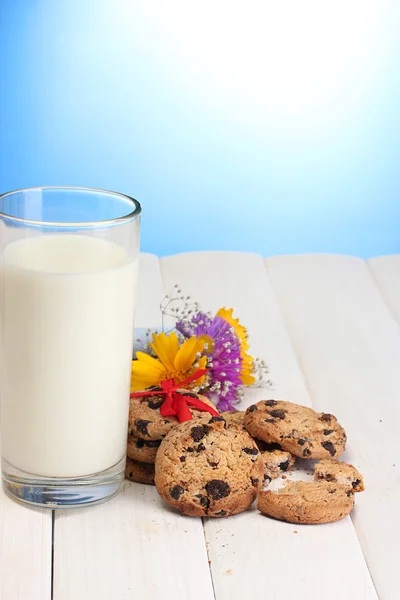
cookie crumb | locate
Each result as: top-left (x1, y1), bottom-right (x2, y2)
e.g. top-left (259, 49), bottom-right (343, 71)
top-left (226, 569), bottom-right (233, 575)
top-left (294, 530), bottom-right (298, 534)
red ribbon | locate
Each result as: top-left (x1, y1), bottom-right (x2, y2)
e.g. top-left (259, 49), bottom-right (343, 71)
top-left (130, 369), bottom-right (219, 423)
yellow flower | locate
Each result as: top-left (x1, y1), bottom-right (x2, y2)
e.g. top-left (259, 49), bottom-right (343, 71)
top-left (216, 308), bottom-right (255, 385)
top-left (131, 331), bottom-right (207, 392)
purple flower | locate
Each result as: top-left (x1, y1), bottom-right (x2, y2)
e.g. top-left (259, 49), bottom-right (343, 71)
top-left (176, 312), bottom-right (242, 410)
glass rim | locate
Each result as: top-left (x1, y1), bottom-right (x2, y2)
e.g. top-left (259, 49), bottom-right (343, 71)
top-left (0, 186), bottom-right (142, 228)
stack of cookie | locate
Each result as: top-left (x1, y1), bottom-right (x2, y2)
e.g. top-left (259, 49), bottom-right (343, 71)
top-left (126, 394), bottom-right (364, 525)
top-left (125, 388), bottom-right (218, 486)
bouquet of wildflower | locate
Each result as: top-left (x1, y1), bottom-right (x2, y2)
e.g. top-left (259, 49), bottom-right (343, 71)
top-left (131, 286), bottom-right (271, 411)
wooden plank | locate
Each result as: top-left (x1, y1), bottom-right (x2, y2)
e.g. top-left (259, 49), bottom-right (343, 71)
top-left (367, 255), bottom-right (400, 326)
top-left (160, 251), bottom-right (377, 600)
top-left (265, 254), bottom-right (400, 600)
top-left (53, 253), bottom-right (214, 600)
top-left (0, 485), bottom-right (52, 600)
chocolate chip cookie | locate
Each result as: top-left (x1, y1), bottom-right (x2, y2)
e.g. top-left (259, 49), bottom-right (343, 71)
top-left (125, 457), bottom-right (155, 485)
top-left (244, 400), bottom-right (346, 460)
top-left (258, 480), bottom-right (354, 524)
top-left (314, 459), bottom-right (364, 492)
top-left (126, 434), bottom-right (160, 464)
top-left (155, 416), bottom-right (264, 517)
top-left (261, 449), bottom-right (296, 482)
top-left (129, 388), bottom-right (218, 441)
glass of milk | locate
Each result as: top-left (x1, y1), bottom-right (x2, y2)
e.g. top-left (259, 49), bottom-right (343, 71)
top-left (0, 187), bottom-right (141, 508)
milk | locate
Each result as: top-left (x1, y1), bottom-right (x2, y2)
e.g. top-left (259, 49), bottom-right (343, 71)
top-left (0, 234), bottom-right (137, 478)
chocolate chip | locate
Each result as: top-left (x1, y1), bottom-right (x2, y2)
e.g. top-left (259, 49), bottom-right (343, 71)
top-left (195, 494), bottom-right (210, 508)
top-left (264, 400), bottom-right (277, 407)
top-left (190, 425), bottom-right (208, 442)
top-left (251, 477), bottom-right (260, 486)
top-left (170, 485), bottom-right (184, 500)
top-left (321, 441), bottom-right (336, 456)
top-left (319, 413), bottom-right (333, 422)
top-left (179, 455), bottom-right (186, 462)
top-left (215, 510), bottom-right (227, 516)
top-left (324, 473), bottom-right (335, 482)
top-left (186, 447), bottom-right (195, 452)
top-left (145, 385), bottom-right (162, 392)
top-left (128, 471), bottom-right (133, 478)
top-left (263, 474), bottom-right (272, 483)
top-left (352, 479), bottom-right (361, 489)
top-left (346, 490), bottom-right (354, 497)
top-left (148, 398), bottom-right (163, 410)
top-left (135, 438), bottom-right (145, 448)
top-left (269, 409), bottom-right (286, 419)
top-left (178, 391), bottom-right (199, 399)
top-left (209, 416), bottom-right (225, 424)
top-left (248, 404), bottom-right (258, 412)
top-left (243, 447), bottom-right (259, 455)
top-left (207, 461), bottom-right (219, 468)
top-left (297, 439), bottom-right (306, 446)
top-left (144, 439), bottom-right (161, 448)
top-left (205, 480), bottom-right (230, 500)
top-left (163, 420), bottom-right (170, 424)
top-left (197, 443), bottom-right (206, 452)
top-left (302, 448), bottom-right (311, 457)
top-left (323, 429), bottom-right (334, 436)
top-left (135, 420), bottom-right (152, 436)
top-left (279, 460), bottom-right (290, 471)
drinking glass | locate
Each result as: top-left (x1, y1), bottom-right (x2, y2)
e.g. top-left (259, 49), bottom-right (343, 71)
top-left (0, 187), bottom-right (141, 508)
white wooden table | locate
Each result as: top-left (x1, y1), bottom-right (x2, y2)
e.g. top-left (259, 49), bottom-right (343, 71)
top-left (1, 251), bottom-right (399, 600)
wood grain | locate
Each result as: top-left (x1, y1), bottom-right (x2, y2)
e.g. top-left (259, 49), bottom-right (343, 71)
top-left (0, 481), bottom-right (52, 600)
top-left (54, 484), bottom-right (213, 600)
top-left (161, 251), bottom-right (378, 600)
top-left (52, 253), bottom-right (214, 600)
top-left (266, 254), bottom-right (400, 600)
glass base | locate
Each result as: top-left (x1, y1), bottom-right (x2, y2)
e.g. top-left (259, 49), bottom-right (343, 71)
top-left (1, 457), bottom-right (125, 509)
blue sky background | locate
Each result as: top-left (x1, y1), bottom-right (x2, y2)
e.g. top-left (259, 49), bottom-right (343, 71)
top-left (0, 0), bottom-right (399, 258)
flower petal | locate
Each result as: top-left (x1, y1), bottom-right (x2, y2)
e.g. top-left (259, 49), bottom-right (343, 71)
top-left (240, 371), bottom-right (255, 385)
top-left (132, 362), bottom-right (165, 381)
top-left (197, 334), bottom-right (214, 353)
top-left (133, 352), bottom-right (166, 374)
top-left (150, 332), bottom-right (179, 370)
top-left (131, 361), bottom-right (167, 390)
top-left (239, 352), bottom-right (255, 385)
top-left (131, 353), bottom-right (167, 391)
top-left (217, 307), bottom-right (248, 344)
top-left (174, 336), bottom-right (204, 372)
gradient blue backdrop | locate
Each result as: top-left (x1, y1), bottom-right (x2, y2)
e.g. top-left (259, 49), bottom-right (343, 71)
top-left (0, 0), bottom-right (399, 258)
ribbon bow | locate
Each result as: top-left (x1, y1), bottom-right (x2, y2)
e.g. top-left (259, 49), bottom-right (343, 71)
top-left (130, 369), bottom-right (219, 423)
